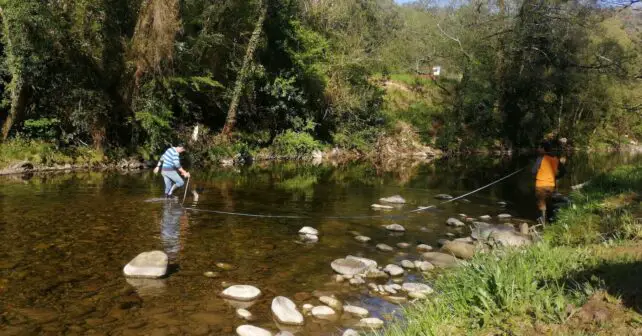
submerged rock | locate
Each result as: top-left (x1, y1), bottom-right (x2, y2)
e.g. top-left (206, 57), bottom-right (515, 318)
top-left (298, 226), bottom-right (319, 235)
top-left (343, 305), bottom-right (369, 318)
top-left (221, 285), bottom-right (262, 301)
top-left (302, 304), bottom-right (314, 314)
top-left (349, 277), bottom-right (366, 286)
top-left (371, 204), bottom-right (394, 210)
top-left (435, 194), bottom-right (453, 200)
top-left (319, 296), bottom-right (343, 311)
top-left (379, 195), bottom-right (406, 204)
top-left (331, 258), bottom-right (368, 276)
top-left (441, 241), bottom-right (476, 260)
top-left (446, 218), bottom-right (465, 227)
top-left (271, 296), bottom-right (304, 326)
top-left (311, 306), bottom-right (336, 319)
top-left (354, 235), bottom-right (371, 243)
top-left (236, 325), bottom-right (272, 336)
top-left (123, 251), bottom-right (168, 279)
top-left (384, 264), bottom-right (404, 277)
top-left (422, 252), bottom-right (460, 268)
top-left (376, 244), bottom-right (394, 252)
top-left (236, 308), bottom-right (254, 321)
top-left (358, 317), bottom-right (384, 329)
top-left (384, 224), bottom-right (406, 232)
top-left (300, 233), bottom-right (319, 243)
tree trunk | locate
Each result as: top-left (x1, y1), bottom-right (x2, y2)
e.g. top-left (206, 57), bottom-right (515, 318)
top-left (0, 7), bottom-right (29, 141)
top-left (221, 1), bottom-right (267, 138)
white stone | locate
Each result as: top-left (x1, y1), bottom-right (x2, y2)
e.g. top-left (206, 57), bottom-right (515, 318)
top-left (271, 296), bottom-right (304, 326)
top-left (299, 226), bottom-right (319, 235)
top-left (236, 325), bottom-right (272, 336)
top-left (300, 233), bottom-right (319, 242)
top-left (416, 244), bottom-right (433, 252)
top-left (446, 218), bottom-right (465, 227)
top-left (311, 306), bottom-right (336, 319)
top-left (236, 308), bottom-right (254, 321)
top-left (402, 283), bottom-right (434, 294)
top-left (371, 204), bottom-right (394, 210)
top-left (354, 235), bottom-right (371, 243)
top-left (379, 195), bottom-right (406, 204)
top-left (497, 201), bottom-right (507, 206)
top-left (358, 317), bottom-right (384, 329)
top-left (343, 305), bottom-right (369, 318)
top-left (319, 296), bottom-right (343, 311)
top-left (384, 224), bottom-right (405, 232)
top-left (396, 242), bottom-right (410, 249)
top-left (400, 260), bottom-right (415, 269)
top-left (343, 329), bottom-right (360, 336)
top-left (123, 251), bottom-right (168, 279)
top-left (302, 304), bottom-right (314, 313)
top-left (497, 213), bottom-right (512, 220)
top-left (221, 285), bottom-right (262, 301)
top-left (331, 258), bottom-right (368, 276)
top-left (346, 256), bottom-right (378, 269)
top-left (383, 264), bottom-right (404, 277)
top-left (479, 215), bottom-right (492, 220)
top-left (458, 213), bottom-right (467, 219)
top-left (376, 244), bottom-right (394, 252)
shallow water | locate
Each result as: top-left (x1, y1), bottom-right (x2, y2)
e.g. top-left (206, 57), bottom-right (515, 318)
top-left (1, 153), bottom-right (640, 335)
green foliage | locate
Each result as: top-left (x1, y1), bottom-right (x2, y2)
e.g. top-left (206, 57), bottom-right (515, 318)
top-left (22, 118), bottom-right (61, 141)
top-left (272, 130), bottom-right (321, 158)
top-left (0, 138), bottom-right (104, 168)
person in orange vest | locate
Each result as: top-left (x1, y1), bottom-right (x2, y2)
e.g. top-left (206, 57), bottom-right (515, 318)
top-left (532, 140), bottom-right (566, 225)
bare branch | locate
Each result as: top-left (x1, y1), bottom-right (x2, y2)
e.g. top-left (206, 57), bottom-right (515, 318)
top-left (437, 23), bottom-right (472, 60)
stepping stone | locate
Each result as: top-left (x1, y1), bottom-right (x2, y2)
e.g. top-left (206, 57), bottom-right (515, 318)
top-left (236, 325), bottom-right (272, 336)
top-left (383, 264), bottom-right (404, 277)
top-left (221, 285), bottom-right (262, 301)
top-left (379, 195), bottom-right (406, 204)
top-left (346, 256), bottom-right (377, 269)
top-left (331, 258), bottom-right (368, 276)
top-left (123, 251), bottom-right (168, 279)
top-left (271, 296), bottom-right (304, 326)
top-left (383, 284), bottom-right (398, 294)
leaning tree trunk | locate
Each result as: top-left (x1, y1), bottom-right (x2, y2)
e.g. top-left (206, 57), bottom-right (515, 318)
top-left (221, 1), bottom-right (267, 138)
top-left (0, 7), bottom-right (28, 141)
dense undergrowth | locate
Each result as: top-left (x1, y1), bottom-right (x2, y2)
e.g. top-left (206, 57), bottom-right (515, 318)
top-left (383, 165), bottom-right (642, 335)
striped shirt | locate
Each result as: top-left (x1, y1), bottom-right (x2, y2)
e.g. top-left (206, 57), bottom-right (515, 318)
top-left (160, 147), bottom-right (182, 170)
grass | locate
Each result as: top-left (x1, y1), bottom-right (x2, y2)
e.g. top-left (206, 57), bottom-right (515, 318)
top-left (382, 164), bottom-right (642, 336)
top-left (0, 138), bottom-right (105, 170)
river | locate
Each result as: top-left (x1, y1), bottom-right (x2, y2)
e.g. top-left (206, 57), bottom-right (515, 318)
top-left (1, 152), bottom-right (640, 335)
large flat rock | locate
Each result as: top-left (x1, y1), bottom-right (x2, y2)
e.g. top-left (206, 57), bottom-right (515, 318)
top-left (271, 296), bottom-right (304, 326)
top-left (123, 251), bottom-right (168, 279)
top-left (221, 285), bottom-right (262, 301)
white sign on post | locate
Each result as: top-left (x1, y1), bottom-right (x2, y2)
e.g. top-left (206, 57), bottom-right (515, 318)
top-left (432, 66), bottom-right (441, 76)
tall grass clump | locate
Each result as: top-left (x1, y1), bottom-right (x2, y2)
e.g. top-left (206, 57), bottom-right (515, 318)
top-left (383, 244), bottom-right (597, 336)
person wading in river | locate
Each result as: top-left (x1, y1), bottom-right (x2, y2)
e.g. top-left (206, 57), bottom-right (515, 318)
top-left (154, 145), bottom-right (191, 198)
top-left (532, 140), bottom-right (565, 225)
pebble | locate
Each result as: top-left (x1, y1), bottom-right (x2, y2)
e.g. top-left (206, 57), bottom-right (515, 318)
top-left (479, 215), bottom-right (492, 220)
top-left (400, 260), bottom-right (415, 269)
top-left (302, 304), bottom-right (314, 314)
top-left (236, 325), bottom-right (272, 336)
top-left (217, 262), bottom-right (236, 270)
top-left (453, 237), bottom-right (474, 243)
top-left (301, 233), bottom-right (319, 243)
top-left (271, 296), bottom-right (304, 325)
top-left (311, 306), bottom-right (336, 319)
top-left (383, 264), bottom-right (404, 277)
top-left (346, 256), bottom-right (378, 269)
top-left (497, 201), bottom-right (507, 206)
top-left (396, 242), bottom-right (410, 249)
top-left (236, 309), bottom-right (254, 321)
top-left (333, 275), bottom-right (345, 283)
top-left (359, 317), bottom-right (385, 329)
top-left (379, 195), bottom-right (406, 204)
top-left (343, 305), bottom-right (369, 318)
top-left (354, 235), bottom-right (371, 243)
top-left (367, 283), bottom-right (378, 291)
top-left (458, 213), bottom-right (467, 218)
top-left (384, 224), bottom-right (405, 232)
top-left (364, 269), bottom-right (388, 279)
top-left (204, 271), bottom-right (220, 278)
top-left (416, 244), bottom-right (433, 252)
top-left (276, 332), bottom-right (294, 336)
top-left (343, 329), bottom-right (360, 336)
top-left (520, 222), bottom-right (530, 235)
top-left (376, 244), bottom-right (394, 252)
top-left (445, 233), bottom-right (455, 237)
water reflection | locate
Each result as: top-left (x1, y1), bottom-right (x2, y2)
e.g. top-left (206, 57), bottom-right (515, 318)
top-left (160, 200), bottom-right (189, 263)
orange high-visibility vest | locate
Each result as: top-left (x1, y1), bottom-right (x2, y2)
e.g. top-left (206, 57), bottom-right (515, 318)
top-left (536, 155), bottom-right (559, 188)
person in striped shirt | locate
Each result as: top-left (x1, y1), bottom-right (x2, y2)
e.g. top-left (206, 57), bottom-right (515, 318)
top-left (153, 145), bottom-right (191, 198)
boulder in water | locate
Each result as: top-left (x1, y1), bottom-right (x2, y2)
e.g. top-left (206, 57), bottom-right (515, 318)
top-left (123, 251), bottom-right (168, 279)
top-left (221, 285), bottom-right (262, 301)
top-left (384, 264), bottom-right (404, 277)
top-left (236, 325), bottom-right (272, 336)
top-left (379, 195), bottom-right (406, 204)
top-left (299, 227), bottom-right (319, 235)
top-left (331, 258), bottom-right (368, 276)
top-left (446, 218), bottom-right (465, 227)
top-left (271, 296), bottom-right (304, 326)
top-left (401, 260), bottom-right (415, 269)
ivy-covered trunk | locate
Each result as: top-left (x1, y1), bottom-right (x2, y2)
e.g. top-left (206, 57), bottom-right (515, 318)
top-left (0, 6), bottom-right (28, 141)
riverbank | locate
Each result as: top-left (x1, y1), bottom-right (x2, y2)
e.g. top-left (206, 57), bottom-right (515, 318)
top-left (383, 164), bottom-right (642, 335)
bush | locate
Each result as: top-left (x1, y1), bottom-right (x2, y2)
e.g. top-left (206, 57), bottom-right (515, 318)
top-left (272, 130), bottom-right (321, 158)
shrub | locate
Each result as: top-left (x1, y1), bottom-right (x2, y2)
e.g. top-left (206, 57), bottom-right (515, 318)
top-left (272, 130), bottom-right (321, 158)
